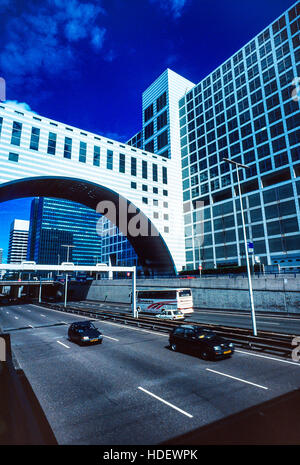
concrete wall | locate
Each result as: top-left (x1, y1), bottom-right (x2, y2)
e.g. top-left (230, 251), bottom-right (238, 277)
top-left (69, 276), bottom-right (300, 314)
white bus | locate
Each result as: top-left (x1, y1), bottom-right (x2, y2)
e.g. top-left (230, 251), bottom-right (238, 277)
top-left (136, 288), bottom-right (193, 315)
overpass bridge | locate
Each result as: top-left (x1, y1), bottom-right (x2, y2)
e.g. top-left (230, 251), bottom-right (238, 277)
top-left (0, 263), bottom-right (138, 316)
top-left (0, 102), bottom-right (188, 275)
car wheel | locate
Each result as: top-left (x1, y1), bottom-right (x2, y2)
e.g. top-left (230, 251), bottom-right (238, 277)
top-left (170, 343), bottom-right (177, 352)
top-left (201, 350), bottom-right (209, 360)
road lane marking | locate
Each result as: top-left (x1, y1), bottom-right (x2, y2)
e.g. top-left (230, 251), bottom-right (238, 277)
top-left (138, 386), bottom-right (193, 418)
top-left (236, 349), bottom-right (300, 366)
top-left (27, 310), bottom-right (31, 312)
top-left (102, 335), bottom-right (119, 341)
top-left (206, 368), bottom-right (268, 390)
top-left (28, 325), bottom-right (34, 328)
top-left (14, 316), bottom-right (18, 320)
top-left (57, 340), bottom-right (70, 349)
top-left (40, 314), bottom-right (46, 317)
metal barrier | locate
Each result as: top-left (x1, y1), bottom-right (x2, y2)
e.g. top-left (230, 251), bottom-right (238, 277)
top-left (0, 328), bottom-right (57, 444)
top-left (39, 303), bottom-right (296, 359)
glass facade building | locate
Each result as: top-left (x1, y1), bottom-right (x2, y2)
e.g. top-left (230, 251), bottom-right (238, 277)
top-left (27, 197), bottom-right (103, 265)
top-left (98, 216), bottom-right (139, 269)
top-left (179, 2), bottom-right (300, 270)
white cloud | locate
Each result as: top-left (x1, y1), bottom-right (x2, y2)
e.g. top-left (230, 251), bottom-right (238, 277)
top-left (150, 0), bottom-right (188, 18)
top-left (0, 0), bottom-right (107, 89)
top-left (5, 100), bottom-right (36, 113)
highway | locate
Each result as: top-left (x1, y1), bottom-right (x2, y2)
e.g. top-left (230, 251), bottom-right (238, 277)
top-left (1, 302), bottom-right (300, 445)
top-left (60, 300), bottom-right (300, 335)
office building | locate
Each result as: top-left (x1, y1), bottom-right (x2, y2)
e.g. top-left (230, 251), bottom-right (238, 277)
top-left (27, 197), bottom-right (102, 265)
top-left (7, 219), bottom-right (29, 264)
top-left (179, 2), bottom-right (300, 269)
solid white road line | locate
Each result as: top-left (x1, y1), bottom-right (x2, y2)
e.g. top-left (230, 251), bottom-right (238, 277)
top-left (138, 386), bottom-right (193, 418)
top-left (56, 340), bottom-right (70, 349)
top-left (14, 316), bottom-right (18, 319)
top-left (236, 349), bottom-right (300, 366)
top-left (206, 368), bottom-right (268, 390)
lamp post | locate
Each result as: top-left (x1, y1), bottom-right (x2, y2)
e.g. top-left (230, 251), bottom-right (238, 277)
top-left (61, 244), bottom-right (76, 308)
top-left (223, 158), bottom-right (257, 336)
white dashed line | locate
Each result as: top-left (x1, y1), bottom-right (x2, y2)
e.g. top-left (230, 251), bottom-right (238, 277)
top-left (206, 368), bottom-right (268, 390)
top-left (138, 386), bottom-right (193, 418)
top-left (102, 335), bottom-right (119, 341)
top-left (57, 340), bottom-right (70, 349)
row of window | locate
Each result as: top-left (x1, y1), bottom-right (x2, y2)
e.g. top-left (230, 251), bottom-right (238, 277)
top-left (144, 91), bottom-right (167, 123)
top-left (180, 6), bottom-right (299, 107)
top-left (186, 231), bottom-right (300, 260)
top-left (144, 110), bottom-right (168, 140)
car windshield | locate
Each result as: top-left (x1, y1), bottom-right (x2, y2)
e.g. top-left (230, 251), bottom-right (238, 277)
top-left (174, 311), bottom-right (182, 315)
top-left (77, 322), bottom-right (96, 331)
top-left (194, 328), bottom-right (216, 339)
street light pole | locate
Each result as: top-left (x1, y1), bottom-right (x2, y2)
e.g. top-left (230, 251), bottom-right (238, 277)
top-left (61, 244), bottom-right (75, 308)
top-left (223, 158), bottom-right (257, 336)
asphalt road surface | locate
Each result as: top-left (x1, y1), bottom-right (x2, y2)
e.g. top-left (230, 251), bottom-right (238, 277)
top-left (63, 300), bottom-right (300, 335)
top-left (1, 303), bottom-right (300, 445)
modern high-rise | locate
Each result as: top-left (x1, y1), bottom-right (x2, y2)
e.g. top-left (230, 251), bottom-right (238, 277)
top-left (179, 1), bottom-right (300, 270)
top-left (27, 197), bottom-right (102, 265)
top-left (125, 1), bottom-right (300, 271)
top-left (7, 219), bottom-right (29, 264)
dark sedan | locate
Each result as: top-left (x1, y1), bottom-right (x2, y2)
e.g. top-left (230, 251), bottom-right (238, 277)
top-left (169, 325), bottom-right (234, 360)
top-left (68, 321), bottom-right (103, 345)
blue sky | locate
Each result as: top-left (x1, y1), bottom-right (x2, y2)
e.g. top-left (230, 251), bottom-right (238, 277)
top-left (0, 0), bottom-right (296, 261)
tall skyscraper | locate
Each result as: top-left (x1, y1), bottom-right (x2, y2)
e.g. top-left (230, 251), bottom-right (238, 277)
top-left (7, 219), bottom-right (29, 264)
top-left (27, 197), bottom-right (102, 265)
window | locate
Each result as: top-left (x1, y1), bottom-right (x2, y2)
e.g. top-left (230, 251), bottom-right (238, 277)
top-left (119, 153), bottom-right (125, 173)
top-left (79, 141), bottom-right (87, 163)
top-left (107, 149), bottom-right (113, 170)
top-left (93, 145), bottom-right (100, 166)
top-left (131, 181), bottom-right (137, 189)
top-left (157, 130), bottom-right (168, 150)
top-left (8, 152), bottom-right (19, 162)
top-left (142, 197), bottom-right (148, 204)
top-left (142, 160), bottom-right (147, 179)
top-left (11, 121), bottom-right (22, 146)
top-left (64, 137), bottom-right (72, 159)
top-left (144, 122), bottom-right (154, 140)
top-left (30, 127), bottom-right (40, 151)
top-left (144, 104), bottom-right (153, 123)
top-left (156, 91), bottom-right (167, 112)
top-left (131, 157), bottom-right (137, 176)
top-left (259, 158), bottom-right (272, 173)
top-left (152, 163), bottom-right (158, 182)
top-left (145, 140), bottom-right (154, 153)
top-left (0, 117), bottom-right (3, 135)
top-left (47, 132), bottom-right (57, 155)
top-left (162, 166), bottom-right (168, 184)
top-left (157, 110), bottom-right (167, 130)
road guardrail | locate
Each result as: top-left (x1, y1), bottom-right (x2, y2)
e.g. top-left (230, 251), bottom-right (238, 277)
top-left (39, 302), bottom-right (297, 359)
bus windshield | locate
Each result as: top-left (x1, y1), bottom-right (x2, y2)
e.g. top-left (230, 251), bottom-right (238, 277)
top-left (178, 290), bottom-right (191, 297)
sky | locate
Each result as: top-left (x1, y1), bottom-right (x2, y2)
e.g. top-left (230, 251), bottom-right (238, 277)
top-left (0, 0), bottom-right (296, 261)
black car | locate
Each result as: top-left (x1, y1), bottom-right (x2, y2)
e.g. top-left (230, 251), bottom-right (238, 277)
top-left (68, 321), bottom-right (103, 345)
top-left (169, 325), bottom-right (234, 360)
